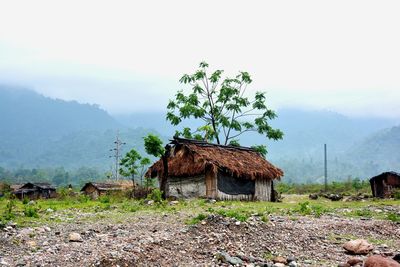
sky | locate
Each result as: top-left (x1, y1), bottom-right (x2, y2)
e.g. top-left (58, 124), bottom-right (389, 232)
top-left (0, 0), bottom-right (399, 117)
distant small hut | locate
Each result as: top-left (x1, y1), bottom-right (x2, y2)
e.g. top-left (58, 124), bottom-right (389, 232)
top-left (146, 137), bottom-right (284, 201)
top-left (80, 182), bottom-right (125, 199)
top-left (14, 183), bottom-right (56, 200)
top-left (370, 171), bottom-right (400, 198)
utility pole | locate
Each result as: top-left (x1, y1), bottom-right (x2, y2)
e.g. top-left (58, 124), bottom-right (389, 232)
top-left (324, 143), bottom-right (328, 192)
top-left (109, 131), bottom-right (125, 180)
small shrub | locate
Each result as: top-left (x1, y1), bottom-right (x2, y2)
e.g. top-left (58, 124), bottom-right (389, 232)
top-left (297, 201), bottom-right (312, 215)
top-left (24, 206), bottom-right (39, 218)
top-left (146, 189), bottom-right (163, 204)
top-left (99, 195), bottom-right (110, 204)
top-left (216, 209), bottom-right (249, 222)
top-left (78, 194), bottom-right (90, 203)
top-left (187, 213), bottom-right (207, 225)
top-left (3, 198), bottom-right (16, 220)
top-left (393, 189), bottom-right (400, 200)
top-left (387, 213), bottom-right (400, 222)
top-left (355, 208), bottom-right (372, 217)
top-left (22, 197), bottom-right (29, 205)
top-left (261, 214), bottom-right (269, 223)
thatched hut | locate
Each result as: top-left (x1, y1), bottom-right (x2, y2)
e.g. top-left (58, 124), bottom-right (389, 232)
top-left (81, 181), bottom-right (133, 199)
top-left (13, 183), bottom-right (56, 200)
top-left (370, 171), bottom-right (400, 198)
top-left (146, 137), bottom-right (283, 201)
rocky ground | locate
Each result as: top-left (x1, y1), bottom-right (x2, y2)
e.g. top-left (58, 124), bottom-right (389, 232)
top-left (1, 209), bottom-right (399, 267)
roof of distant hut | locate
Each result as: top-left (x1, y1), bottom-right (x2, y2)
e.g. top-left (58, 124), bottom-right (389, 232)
top-left (370, 171), bottom-right (400, 182)
top-left (20, 182), bottom-right (56, 190)
top-left (146, 137), bottom-right (283, 181)
top-left (80, 182), bottom-right (126, 192)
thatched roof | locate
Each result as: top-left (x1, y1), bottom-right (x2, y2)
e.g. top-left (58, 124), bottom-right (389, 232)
top-left (81, 181), bottom-right (133, 192)
top-left (370, 171), bottom-right (400, 182)
top-left (146, 137), bottom-right (283, 181)
top-left (20, 183), bottom-right (56, 190)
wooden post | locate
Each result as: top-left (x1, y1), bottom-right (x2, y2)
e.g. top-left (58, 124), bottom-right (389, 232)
top-left (160, 145), bottom-right (171, 199)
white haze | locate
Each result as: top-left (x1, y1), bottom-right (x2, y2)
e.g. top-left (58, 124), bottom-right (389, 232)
top-left (0, 0), bottom-right (400, 118)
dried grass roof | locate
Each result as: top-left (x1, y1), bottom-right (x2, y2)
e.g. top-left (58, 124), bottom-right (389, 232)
top-left (146, 137), bottom-right (283, 181)
top-left (81, 180), bottom-right (133, 191)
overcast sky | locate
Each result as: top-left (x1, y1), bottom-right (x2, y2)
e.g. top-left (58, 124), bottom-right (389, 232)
top-left (0, 0), bottom-right (399, 117)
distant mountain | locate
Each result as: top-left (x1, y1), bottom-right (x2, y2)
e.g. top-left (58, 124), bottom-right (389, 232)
top-left (345, 125), bottom-right (400, 174)
top-left (0, 85), bottom-right (162, 170)
top-left (115, 109), bottom-right (399, 182)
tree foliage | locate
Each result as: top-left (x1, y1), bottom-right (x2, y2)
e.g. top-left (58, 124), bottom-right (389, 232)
top-left (144, 134), bottom-right (165, 157)
top-left (166, 62), bottom-right (283, 146)
top-left (119, 149), bottom-right (150, 184)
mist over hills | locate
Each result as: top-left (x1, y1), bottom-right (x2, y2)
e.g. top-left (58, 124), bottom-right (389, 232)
top-left (0, 86), bottom-right (160, 170)
top-left (0, 85), bottom-right (399, 183)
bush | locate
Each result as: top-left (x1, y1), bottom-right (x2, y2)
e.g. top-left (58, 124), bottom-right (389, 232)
top-left (393, 189), bottom-right (400, 200)
top-left (216, 209), bottom-right (249, 222)
top-left (22, 197), bottom-right (29, 205)
top-left (187, 213), bottom-right (207, 225)
top-left (24, 205), bottom-right (39, 218)
top-left (146, 189), bottom-right (163, 204)
top-left (387, 213), bottom-right (400, 222)
top-left (3, 198), bottom-right (16, 220)
top-left (99, 195), bottom-right (110, 203)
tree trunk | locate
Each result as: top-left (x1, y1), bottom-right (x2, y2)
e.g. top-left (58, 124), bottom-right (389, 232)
top-left (160, 145), bottom-right (171, 199)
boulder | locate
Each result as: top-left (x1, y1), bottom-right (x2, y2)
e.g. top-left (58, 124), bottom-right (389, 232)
top-left (393, 254), bottom-right (400, 263)
top-left (343, 239), bottom-right (374, 255)
top-left (309, 194), bottom-right (318, 200)
top-left (364, 255), bottom-right (400, 267)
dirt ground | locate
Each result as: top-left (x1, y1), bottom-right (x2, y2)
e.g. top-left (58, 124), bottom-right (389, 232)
top-left (1, 209), bottom-right (399, 267)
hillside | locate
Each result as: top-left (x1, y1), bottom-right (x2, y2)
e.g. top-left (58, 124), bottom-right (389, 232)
top-left (346, 126), bottom-right (400, 173)
top-left (0, 86), bottom-right (161, 170)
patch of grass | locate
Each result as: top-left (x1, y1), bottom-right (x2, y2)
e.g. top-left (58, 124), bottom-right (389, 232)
top-left (24, 205), bottom-right (39, 218)
top-left (354, 208), bottom-right (373, 217)
top-left (386, 212), bottom-right (400, 222)
top-left (215, 209), bottom-right (249, 222)
top-left (186, 213), bottom-right (207, 225)
top-left (261, 214), bottom-right (269, 223)
top-left (98, 195), bottom-right (110, 204)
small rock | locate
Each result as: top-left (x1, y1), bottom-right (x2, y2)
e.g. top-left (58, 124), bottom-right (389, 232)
top-left (338, 264), bottom-right (350, 267)
top-left (26, 240), bottom-right (37, 248)
top-left (273, 256), bottom-right (287, 264)
top-left (46, 208), bottom-right (54, 213)
top-left (272, 263), bottom-right (285, 267)
top-left (169, 200), bottom-right (179, 205)
top-left (288, 261), bottom-right (298, 267)
top-left (364, 255), bottom-right (400, 267)
top-left (215, 252), bottom-right (243, 266)
top-left (309, 193), bottom-right (318, 200)
top-left (287, 256), bottom-right (296, 263)
top-left (235, 221), bottom-right (241, 226)
top-left (68, 232), bottom-right (83, 242)
top-left (347, 257), bottom-right (363, 266)
top-left (0, 258), bottom-right (9, 266)
top-left (27, 200), bottom-right (35, 205)
top-left (373, 250), bottom-right (381, 255)
top-left (343, 239), bottom-right (374, 255)
top-left (393, 254), bottom-right (400, 263)
top-left (15, 259), bottom-right (26, 266)
top-left (44, 226), bottom-right (51, 232)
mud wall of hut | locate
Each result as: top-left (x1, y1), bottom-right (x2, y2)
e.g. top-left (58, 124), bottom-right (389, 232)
top-left (168, 175), bottom-right (206, 198)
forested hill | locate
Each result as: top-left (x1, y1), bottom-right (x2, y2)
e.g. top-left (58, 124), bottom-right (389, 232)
top-left (346, 125), bottom-right (400, 172)
top-left (0, 86), bottom-right (159, 170)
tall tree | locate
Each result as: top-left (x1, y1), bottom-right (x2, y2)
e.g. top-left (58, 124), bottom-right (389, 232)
top-left (166, 62), bottom-right (283, 146)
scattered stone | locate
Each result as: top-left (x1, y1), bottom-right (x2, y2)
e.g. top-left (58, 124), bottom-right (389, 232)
top-left (338, 263), bottom-right (350, 267)
top-left (169, 200), bottom-right (179, 205)
top-left (27, 200), bottom-right (35, 205)
top-left (272, 263), bottom-right (285, 267)
top-left (288, 261), bottom-right (298, 267)
top-left (309, 194), bottom-right (318, 200)
top-left (46, 208), bottom-right (54, 213)
top-left (68, 232), bottom-right (83, 242)
top-left (215, 252), bottom-right (243, 265)
top-left (347, 257), bottom-right (363, 266)
top-left (393, 254), bottom-right (400, 263)
top-left (0, 258), bottom-right (9, 266)
top-left (364, 255), bottom-right (400, 267)
top-left (343, 239), bottom-right (374, 255)
top-left (273, 256), bottom-right (287, 264)
top-left (287, 256), bottom-right (296, 263)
